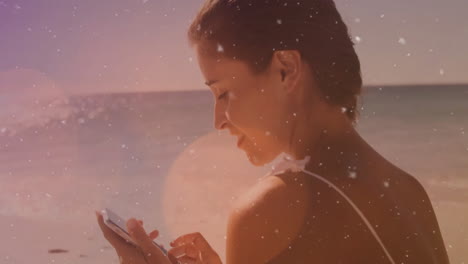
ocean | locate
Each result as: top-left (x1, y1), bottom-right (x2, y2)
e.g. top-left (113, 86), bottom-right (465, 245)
top-left (0, 84), bottom-right (467, 263)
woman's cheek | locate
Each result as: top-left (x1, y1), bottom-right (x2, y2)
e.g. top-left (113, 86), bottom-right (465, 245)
top-left (225, 94), bottom-right (250, 130)
top-left (239, 103), bottom-right (266, 134)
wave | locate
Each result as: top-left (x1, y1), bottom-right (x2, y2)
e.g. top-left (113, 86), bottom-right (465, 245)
top-left (0, 93), bottom-right (139, 137)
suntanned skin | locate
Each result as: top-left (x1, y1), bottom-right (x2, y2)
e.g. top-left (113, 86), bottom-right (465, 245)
top-left (235, 129), bottom-right (450, 264)
top-left (195, 43), bottom-right (449, 264)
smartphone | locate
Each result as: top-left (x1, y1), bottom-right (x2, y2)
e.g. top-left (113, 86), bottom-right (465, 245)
top-left (101, 208), bottom-right (168, 256)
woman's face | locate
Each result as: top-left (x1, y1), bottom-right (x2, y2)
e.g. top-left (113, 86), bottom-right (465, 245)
top-left (196, 46), bottom-right (294, 166)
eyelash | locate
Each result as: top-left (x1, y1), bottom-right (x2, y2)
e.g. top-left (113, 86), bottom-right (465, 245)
top-left (217, 91), bottom-right (228, 100)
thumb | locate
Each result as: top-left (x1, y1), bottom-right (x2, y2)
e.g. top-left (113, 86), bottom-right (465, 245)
top-left (149, 230), bottom-right (159, 240)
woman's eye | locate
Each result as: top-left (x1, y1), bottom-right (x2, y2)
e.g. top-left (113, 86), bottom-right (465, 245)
top-left (217, 91), bottom-right (228, 100)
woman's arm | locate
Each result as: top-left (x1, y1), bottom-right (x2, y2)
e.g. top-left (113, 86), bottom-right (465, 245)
top-left (225, 175), bottom-right (309, 264)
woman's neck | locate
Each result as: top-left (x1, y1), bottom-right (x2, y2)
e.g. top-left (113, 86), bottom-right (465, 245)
top-left (285, 110), bottom-right (368, 179)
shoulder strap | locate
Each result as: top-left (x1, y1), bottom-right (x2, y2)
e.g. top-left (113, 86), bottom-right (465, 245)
top-left (267, 154), bottom-right (396, 264)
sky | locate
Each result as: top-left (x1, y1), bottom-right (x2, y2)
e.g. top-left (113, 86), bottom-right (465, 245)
top-left (1, 0), bottom-right (467, 94)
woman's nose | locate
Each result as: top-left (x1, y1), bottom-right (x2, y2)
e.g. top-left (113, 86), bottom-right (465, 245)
top-left (214, 112), bottom-right (228, 130)
top-left (214, 104), bottom-right (228, 130)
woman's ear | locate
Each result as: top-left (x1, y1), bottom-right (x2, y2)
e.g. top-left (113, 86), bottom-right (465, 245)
top-left (276, 50), bottom-right (302, 93)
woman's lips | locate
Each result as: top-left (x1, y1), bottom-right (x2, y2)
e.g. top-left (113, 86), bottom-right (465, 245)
top-left (237, 136), bottom-right (245, 147)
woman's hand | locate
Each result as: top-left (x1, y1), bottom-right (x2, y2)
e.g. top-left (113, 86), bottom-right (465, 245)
top-left (169, 232), bottom-right (222, 264)
top-left (95, 211), bottom-right (175, 264)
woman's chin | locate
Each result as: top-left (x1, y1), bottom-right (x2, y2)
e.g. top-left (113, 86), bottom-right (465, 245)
top-left (245, 151), bottom-right (270, 167)
top-left (247, 155), bottom-right (260, 166)
top-left (240, 141), bottom-right (277, 166)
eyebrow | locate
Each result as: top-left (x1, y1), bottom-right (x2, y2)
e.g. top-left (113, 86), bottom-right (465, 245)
top-left (205, 80), bottom-right (219, 86)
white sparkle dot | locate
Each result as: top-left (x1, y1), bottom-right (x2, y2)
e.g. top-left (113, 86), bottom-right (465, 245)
top-left (348, 171), bottom-right (357, 179)
top-left (398, 37), bottom-right (407, 45)
top-left (383, 181), bottom-right (390, 188)
top-left (217, 43), bottom-right (224, 53)
top-left (276, 19), bottom-right (282, 24)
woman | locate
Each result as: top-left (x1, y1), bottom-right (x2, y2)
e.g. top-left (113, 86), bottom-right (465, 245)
top-left (96, 0), bottom-right (450, 263)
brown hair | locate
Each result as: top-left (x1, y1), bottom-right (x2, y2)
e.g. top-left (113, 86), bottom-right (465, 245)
top-left (188, 0), bottom-right (362, 123)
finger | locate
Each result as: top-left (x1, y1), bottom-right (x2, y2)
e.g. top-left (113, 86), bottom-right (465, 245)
top-left (95, 211), bottom-right (134, 251)
top-left (149, 229), bottom-right (159, 240)
top-left (167, 251), bottom-right (180, 264)
top-left (170, 232), bottom-right (199, 247)
top-left (170, 232), bottom-right (212, 252)
top-left (168, 244), bottom-right (199, 259)
top-left (126, 218), bottom-right (166, 262)
top-left (175, 255), bottom-right (198, 264)
top-left (126, 218), bottom-right (153, 250)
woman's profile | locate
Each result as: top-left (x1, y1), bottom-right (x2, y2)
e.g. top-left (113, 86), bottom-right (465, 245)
top-left (96, 0), bottom-right (451, 263)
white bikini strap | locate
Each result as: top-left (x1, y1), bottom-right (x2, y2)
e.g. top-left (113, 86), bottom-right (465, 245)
top-left (267, 154), bottom-right (396, 264)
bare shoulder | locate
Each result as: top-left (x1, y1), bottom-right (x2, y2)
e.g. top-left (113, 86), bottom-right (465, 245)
top-left (386, 164), bottom-right (433, 207)
top-left (232, 171), bottom-right (312, 212)
top-left (391, 167), bottom-right (441, 228)
top-left (385, 166), bottom-right (450, 263)
top-left (370, 159), bottom-right (436, 217)
top-left (225, 171), bottom-right (311, 264)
